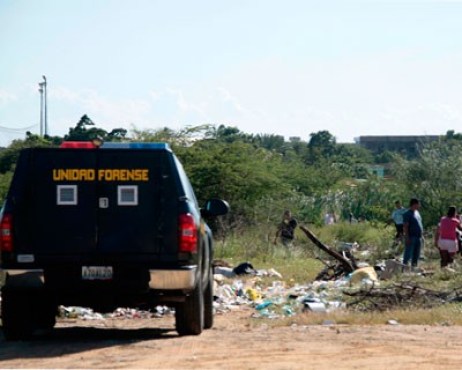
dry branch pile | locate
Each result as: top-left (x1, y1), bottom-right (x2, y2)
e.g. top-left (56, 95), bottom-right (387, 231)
top-left (344, 282), bottom-right (462, 311)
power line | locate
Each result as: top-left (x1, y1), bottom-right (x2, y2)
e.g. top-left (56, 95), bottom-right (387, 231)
top-left (0, 124), bottom-right (38, 133)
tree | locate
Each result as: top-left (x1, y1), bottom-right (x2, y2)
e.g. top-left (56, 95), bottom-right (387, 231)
top-left (393, 140), bottom-right (462, 226)
top-left (131, 124), bottom-right (211, 148)
top-left (0, 132), bottom-right (54, 174)
top-left (177, 140), bottom-right (290, 227)
top-left (306, 130), bottom-right (337, 164)
top-left (64, 115), bottom-right (127, 142)
top-left (334, 144), bottom-right (373, 165)
top-left (210, 125), bottom-right (252, 143)
top-left (444, 130), bottom-right (462, 142)
top-left (252, 134), bottom-right (285, 151)
top-left (106, 128), bottom-right (128, 142)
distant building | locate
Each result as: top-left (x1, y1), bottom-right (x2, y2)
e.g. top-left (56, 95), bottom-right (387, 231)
top-left (289, 136), bottom-right (301, 142)
top-left (356, 135), bottom-right (441, 157)
top-left (367, 164), bottom-right (386, 178)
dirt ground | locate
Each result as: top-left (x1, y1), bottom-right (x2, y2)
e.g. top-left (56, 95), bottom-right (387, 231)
top-left (1, 306), bottom-right (462, 370)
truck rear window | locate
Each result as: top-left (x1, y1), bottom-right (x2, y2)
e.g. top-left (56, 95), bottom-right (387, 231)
top-left (118, 185), bottom-right (138, 206)
top-left (57, 185), bottom-right (78, 205)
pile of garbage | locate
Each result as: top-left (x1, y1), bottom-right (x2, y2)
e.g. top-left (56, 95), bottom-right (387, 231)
top-left (213, 276), bottom-right (348, 319)
top-left (212, 259), bottom-right (381, 319)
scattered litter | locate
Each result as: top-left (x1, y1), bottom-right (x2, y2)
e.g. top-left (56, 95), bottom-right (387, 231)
top-left (350, 266), bottom-right (378, 285)
top-left (378, 259), bottom-right (407, 280)
top-left (214, 266), bottom-right (236, 278)
top-left (259, 268), bottom-right (283, 279)
top-left (233, 262), bottom-right (257, 275)
top-left (246, 288), bottom-right (262, 301)
top-left (59, 306), bottom-right (105, 320)
top-left (255, 301), bottom-right (273, 310)
top-left (304, 302), bottom-right (327, 313)
top-left (110, 307), bottom-right (156, 319)
top-left (58, 305), bottom-right (171, 320)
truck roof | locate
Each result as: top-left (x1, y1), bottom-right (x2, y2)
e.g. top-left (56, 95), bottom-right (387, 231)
top-left (59, 141), bottom-right (171, 151)
top-left (101, 142), bottom-right (171, 150)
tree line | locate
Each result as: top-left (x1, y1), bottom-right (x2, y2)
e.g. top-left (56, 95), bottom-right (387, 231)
top-left (0, 115), bottom-right (461, 231)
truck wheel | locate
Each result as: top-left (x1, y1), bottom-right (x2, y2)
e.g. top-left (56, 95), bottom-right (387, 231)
top-left (1, 289), bottom-right (34, 340)
top-left (203, 267), bottom-right (214, 329)
top-left (35, 295), bottom-right (57, 330)
top-left (175, 278), bottom-right (204, 336)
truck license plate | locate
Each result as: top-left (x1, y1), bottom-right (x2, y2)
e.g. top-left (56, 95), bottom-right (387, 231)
top-left (82, 266), bottom-right (113, 280)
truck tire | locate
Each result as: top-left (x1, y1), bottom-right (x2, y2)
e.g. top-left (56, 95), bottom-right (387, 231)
top-left (35, 295), bottom-right (57, 330)
top-left (203, 267), bottom-right (214, 329)
top-left (1, 289), bottom-right (34, 340)
top-left (175, 278), bottom-right (204, 336)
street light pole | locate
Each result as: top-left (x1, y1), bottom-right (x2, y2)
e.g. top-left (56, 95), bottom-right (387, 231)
top-left (42, 75), bottom-right (48, 136)
top-left (38, 81), bottom-right (44, 136)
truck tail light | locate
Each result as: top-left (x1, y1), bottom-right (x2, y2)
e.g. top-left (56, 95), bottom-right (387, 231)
top-left (0, 213), bottom-right (13, 252)
top-left (178, 213), bottom-right (198, 253)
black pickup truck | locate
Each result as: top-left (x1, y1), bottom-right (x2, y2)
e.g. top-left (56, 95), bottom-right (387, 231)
top-left (0, 141), bottom-right (228, 340)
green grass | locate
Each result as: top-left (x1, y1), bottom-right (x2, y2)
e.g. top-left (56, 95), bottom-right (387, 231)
top-left (213, 225), bottom-right (325, 282)
top-left (213, 222), bottom-right (395, 281)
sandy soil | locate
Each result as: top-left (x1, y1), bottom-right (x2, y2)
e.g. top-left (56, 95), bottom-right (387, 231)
top-left (1, 307), bottom-right (462, 369)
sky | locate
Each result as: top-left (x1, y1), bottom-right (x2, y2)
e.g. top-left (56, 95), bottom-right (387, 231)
top-left (1, 0), bottom-right (462, 146)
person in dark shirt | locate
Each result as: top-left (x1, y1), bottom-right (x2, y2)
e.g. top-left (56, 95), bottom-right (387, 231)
top-left (402, 198), bottom-right (424, 267)
top-left (274, 210), bottom-right (298, 247)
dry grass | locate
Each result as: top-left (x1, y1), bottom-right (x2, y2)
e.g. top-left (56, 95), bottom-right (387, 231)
top-left (251, 304), bottom-right (462, 327)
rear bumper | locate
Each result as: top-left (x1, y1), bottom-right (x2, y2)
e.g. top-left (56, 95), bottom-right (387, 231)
top-left (0, 269), bottom-right (45, 288)
top-left (149, 266), bottom-right (197, 290)
top-left (0, 266), bottom-right (198, 291)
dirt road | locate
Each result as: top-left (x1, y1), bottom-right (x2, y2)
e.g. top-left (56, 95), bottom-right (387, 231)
top-left (1, 307), bottom-right (461, 369)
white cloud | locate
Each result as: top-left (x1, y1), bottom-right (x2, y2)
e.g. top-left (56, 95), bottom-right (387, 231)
top-left (51, 86), bottom-right (80, 102)
top-left (0, 90), bottom-right (17, 105)
top-left (149, 90), bottom-right (161, 101)
top-left (216, 87), bottom-right (244, 113)
top-left (51, 86), bottom-right (152, 127)
top-left (424, 103), bottom-right (462, 122)
top-left (166, 88), bottom-right (207, 116)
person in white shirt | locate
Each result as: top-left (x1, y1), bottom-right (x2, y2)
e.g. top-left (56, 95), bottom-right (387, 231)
top-left (388, 200), bottom-right (407, 246)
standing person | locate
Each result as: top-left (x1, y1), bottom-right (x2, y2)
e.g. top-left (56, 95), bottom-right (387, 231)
top-left (458, 209), bottom-right (462, 254)
top-left (434, 206), bottom-right (462, 268)
top-left (324, 211), bottom-right (336, 225)
top-left (402, 198), bottom-right (424, 267)
top-left (388, 200), bottom-right (407, 246)
top-left (274, 210), bottom-right (298, 247)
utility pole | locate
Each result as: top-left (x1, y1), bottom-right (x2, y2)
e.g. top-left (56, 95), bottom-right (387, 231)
top-left (42, 76), bottom-right (48, 136)
top-left (38, 75), bottom-right (48, 137)
top-left (38, 80), bottom-right (44, 136)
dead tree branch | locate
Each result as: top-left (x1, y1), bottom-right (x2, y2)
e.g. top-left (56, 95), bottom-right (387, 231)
top-left (300, 225), bottom-right (355, 274)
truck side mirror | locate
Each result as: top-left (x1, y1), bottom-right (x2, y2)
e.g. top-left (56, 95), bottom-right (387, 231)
top-left (201, 199), bottom-right (229, 217)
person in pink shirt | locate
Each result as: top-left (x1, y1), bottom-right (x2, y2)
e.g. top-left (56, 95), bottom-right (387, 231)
top-left (434, 206), bottom-right (462, 267)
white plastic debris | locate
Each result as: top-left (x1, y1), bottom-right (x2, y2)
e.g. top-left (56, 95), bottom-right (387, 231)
top-left (304, 302), bottom-right (327, 313)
